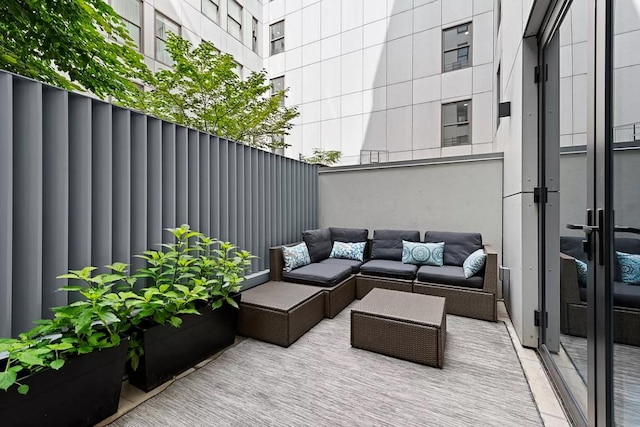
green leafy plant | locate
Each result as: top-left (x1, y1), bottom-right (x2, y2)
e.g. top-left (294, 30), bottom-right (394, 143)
top-left (302, 149), bottom-right (342, 166)
top-left (0, 263), bottom-right (134, 394)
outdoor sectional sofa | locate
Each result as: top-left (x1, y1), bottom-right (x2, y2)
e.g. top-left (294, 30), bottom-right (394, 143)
top-left (269, 227), bottom-right (498, 322)
top-left (560, 236), bottom-right (640, 346)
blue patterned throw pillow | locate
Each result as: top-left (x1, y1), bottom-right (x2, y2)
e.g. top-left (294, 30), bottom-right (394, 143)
top-left (463, 249), bottom-right (487, 278)
top-left (402, 241), bottom-right (444, 266)
top-left (575, 259), bottom-right (587, 286)
top-left (329, 241), bottom-right (366, 262)
top-left (616, 251), bottom-right (640, 285)
top-left (282, 243), bottom-right (311, 272)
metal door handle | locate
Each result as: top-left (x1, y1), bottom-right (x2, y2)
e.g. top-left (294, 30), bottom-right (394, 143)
top-left (567, 224), bottom-right (599, 234)
top-left (614, 226), bottom-right (640, 235)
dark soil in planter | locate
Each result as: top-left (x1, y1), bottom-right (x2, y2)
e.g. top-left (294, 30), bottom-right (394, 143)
top-left (0, 341), bottom-right (128, 427)
top-left (128, 294), bottom-right (240, 392)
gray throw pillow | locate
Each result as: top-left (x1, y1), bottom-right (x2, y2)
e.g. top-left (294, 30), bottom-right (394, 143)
top-left (302, 228), bottom-right (332, 262)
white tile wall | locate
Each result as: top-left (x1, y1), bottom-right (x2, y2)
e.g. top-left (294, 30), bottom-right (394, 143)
top-left (413, 74), bottom-right (441, 104)
top-left (320, 56), bottom-right (341, 99)
top-left (301, 3), bottom-right (321, 44)
top-left (413, 101), bottom-right (441, 150)
top-left (341, 92), bottom-right (364, 117)
top-left (442, 0), bottom-right (473, 26)
top-left (321, 0), bottom-right (341, 38)
top-left (413, 28), bottom-right (441, 79)
top-left (363, 87), bottom-right (388, 112)
top-left (342, 27), bottom-right (363, 55)
top-left (321, 96), bottom-right (341, 120)
top-left (472, 91), bottom-right (493, 144)
top-left (387, 81), bottom-right (413, 109)
top-left (441, 67), bottom-right (473, 100)
top-left (387, 36), bottom-right (413, 85)
top-left (387, 106), bottom-right (413, 153)
top-left (342, 0), bottom-right (364, 32)
top-left (387, 10), bottom-right (414, 41)
top-left (341, 51), bottom-right (364, 94)
top-left (364, 0), bottom-right (387, 24)
top-left (414, 1), bottom-right (441, 33)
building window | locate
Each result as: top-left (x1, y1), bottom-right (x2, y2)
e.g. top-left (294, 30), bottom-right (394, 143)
top-left (202, 0), bottom-right (219, 23)
top-left (155, 13), bottom-right (180, 64)
top-left (111, 0), bottom-right (142, 50)
top-left (271, 76), bottom-right (285, 106)
top-left (228, 0), bottom-right (242, 41)
top-left (442, 100), bottom-right (471, 147)
top-left (443, 23), bottom-right (472, 72)
top-left (270, 21), bottom-right (284, 55)
top-left (252, 16), bottom-right (259, 54)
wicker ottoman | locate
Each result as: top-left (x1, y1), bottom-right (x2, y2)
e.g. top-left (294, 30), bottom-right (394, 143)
top-left (351, 288), bottom-right (447, 368)
top-left (238, 281), bottom-right (325, 347)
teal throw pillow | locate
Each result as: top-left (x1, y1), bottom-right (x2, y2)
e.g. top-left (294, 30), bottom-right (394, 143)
top-left (575, 259), bottom-right (587, 286)
top-left (402, 241), bottom-right (444, 266)
top-left (329, 241), bottom-right (366, 262)
top-left (282, 243), bottom-right (311, 272)
top-left (463, 249), bottom-right (487, 278)
top-left (616, 251), bottom-right (640, 285)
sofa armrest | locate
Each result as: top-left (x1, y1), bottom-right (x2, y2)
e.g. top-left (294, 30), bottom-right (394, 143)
top-left (483, 245), bottom-right (498, 295)
top-left (269, 246), bottom-right (284, 281)
top-left (269, 241), bottom-right (303, 281)
top-left (560, 252), bottom-right (582, 305)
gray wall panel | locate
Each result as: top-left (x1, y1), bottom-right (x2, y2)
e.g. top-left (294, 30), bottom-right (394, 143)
top-left (0, 71), bottom-right (318, 336)
top-left (162, 123), bottom-right (177, 230)
top-left (175, 127), bottom-right (188, 227)
top-left (91, 101), bottom-right (113, 274)
top-left (147, 119), bottom-right (163, 251)
top-left (199, 134), bottom-right (210, 237)
top-left (0, 74), bottom-right (12, 337)
top-left (42, 87), bottom-right (69, 313)
top-left (130, 113), bottom-right (147, 275)
top-left (12, 79), bottom-right (43, 335)
top-left (187, 130), bottom-right (199, 231)
top-left (112, 108), bottom-right (131, 265)
top-left (68, 95), bottom-right (92, 302)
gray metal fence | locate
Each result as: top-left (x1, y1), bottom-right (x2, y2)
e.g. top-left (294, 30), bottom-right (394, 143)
top-left (0, 71), bottom-right (318, 337)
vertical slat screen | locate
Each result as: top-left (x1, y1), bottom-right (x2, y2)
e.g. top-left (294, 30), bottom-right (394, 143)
top-left (0, 71), bottom-right (318, 337)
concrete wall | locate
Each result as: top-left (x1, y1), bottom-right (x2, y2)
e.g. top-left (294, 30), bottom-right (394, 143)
top-left (264, 0), bottom-right (497, 164)
top-left (317, 157), bottom-right (503, 283)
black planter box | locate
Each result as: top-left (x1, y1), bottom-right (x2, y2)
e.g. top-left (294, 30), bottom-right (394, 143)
top-left (0, 341), bottom-right (127, 427)
top-left (128, 295), bottom-right (240, 392)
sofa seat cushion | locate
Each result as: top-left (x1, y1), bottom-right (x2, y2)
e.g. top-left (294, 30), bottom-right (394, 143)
top-left (424, 231), bottom-right (483, 267)
top-left (416, 265), bottom-right (484, 290)
top-left (320, 258), bottom-right (363, 274)
top-left (282, 263), bottom-right (352, 287)
top-left (579, 281), bottom-right (640, 309)
top-left (360, 259), bottom-right (418, 280)
top-left (371, 229), bottom-right (421, 261)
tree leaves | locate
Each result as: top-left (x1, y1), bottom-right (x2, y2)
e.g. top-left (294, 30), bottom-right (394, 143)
top-left (0, 371), bottom-right (17, 391)
top-left (125, 33), bottom-right (299, 149)
top-left (0, 0), bottom-right (147, 103)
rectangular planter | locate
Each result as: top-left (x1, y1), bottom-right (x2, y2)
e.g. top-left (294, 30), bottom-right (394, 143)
top-left (0, 341), bottom-right (127, 427)
top-left (128, 295), bottom-right (240, 392)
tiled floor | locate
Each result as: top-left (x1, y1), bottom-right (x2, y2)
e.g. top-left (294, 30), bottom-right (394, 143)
top-left (99, 302), bottom-right (571, 427)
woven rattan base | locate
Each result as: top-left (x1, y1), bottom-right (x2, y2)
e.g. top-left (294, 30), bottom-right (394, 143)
top-left (355, 274), bottom-right (413, 299)
top-left (351, 289), bottom-right (446, 368)
top-left (323, 275), bottom-right (356, 318)
top-left (413, 281), bottom-right (496, 322)
top-left (238, 282), bottom-right (325, 347)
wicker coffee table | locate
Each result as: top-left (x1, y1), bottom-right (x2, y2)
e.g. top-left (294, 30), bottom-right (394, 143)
top-left (351, 288), bottom-right (446, 368)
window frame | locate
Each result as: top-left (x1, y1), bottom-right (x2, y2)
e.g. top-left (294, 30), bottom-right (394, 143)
top-left (227, 0), bottom-right (243, 42)
top-left (252, 16), bottom-right (259, 54)
top-left (202, 0), bottom-right (220, 24)
top-left (110, 0), bottom-right (143, 52)
top-left (442, 22), bottom-right (473, 73)
top-left (441, 100), bottom-right (472, 147)
top-left (270, 20), bottom-right (285, 56)
top-left (155, 12), bottom-right (181, 65)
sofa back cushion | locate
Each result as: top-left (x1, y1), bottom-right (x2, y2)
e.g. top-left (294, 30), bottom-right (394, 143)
top-left (371, 229), bottom-right (420, 261)
top-left (424, 231), bottom-right (483, 267)
top-left (561, 236), bottom-right (640, 281)
top-left (329, 227), bottom-right (369, 243)
top-left (302, 228), bottom-right (332, 263)
top-left (560, 236), bottom-right (587, 263)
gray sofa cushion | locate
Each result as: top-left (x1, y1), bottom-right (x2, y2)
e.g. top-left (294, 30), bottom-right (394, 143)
top-left (424, 231), bottom-right (483, 267)
top-left (319, 258), bottom-right (363, 274)
top-left (371, 229), bottom-right (420, 261)
top-left (329, 227), bottom-right (369, 243)
top-left (560, 236), bottom-right (587, 264)
top-left (282, 263), bottom-right (352, 287)
top-left (416, 265), bottom-right (484, 289)
top-left (579, 281), bottom-right (640, 309)
top-left (302, 228), bottom-right (332, 263)
top-left (359, 259), bottom-right (418, 280)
